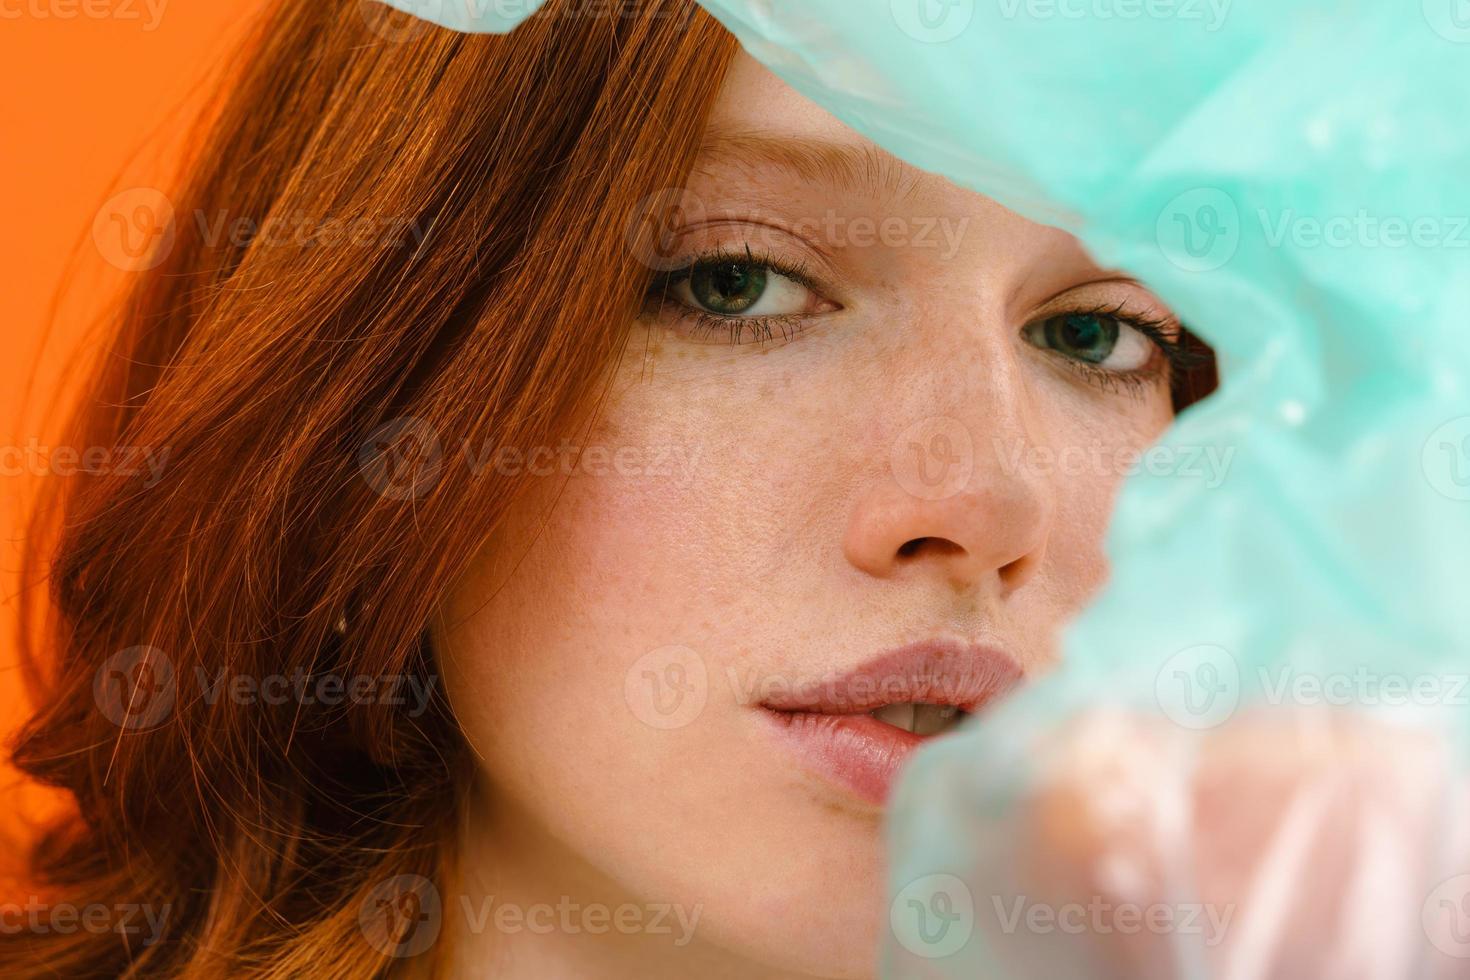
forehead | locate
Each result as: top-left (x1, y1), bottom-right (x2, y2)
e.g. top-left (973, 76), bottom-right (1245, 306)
top-left (705, 51), bottom-right (856, 142)
top-left (697, 51), bottom-right (942, 204)
top-left (695, 52), bottom-right (1102, 290)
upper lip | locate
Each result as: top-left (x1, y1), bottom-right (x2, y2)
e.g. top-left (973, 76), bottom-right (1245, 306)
top-left (757, 638), bottom-right (1024, 716)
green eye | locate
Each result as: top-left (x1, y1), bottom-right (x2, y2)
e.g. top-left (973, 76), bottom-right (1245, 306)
top-left (1034, 314), bottom-right (1118, 363)
top-left (1024, 312), bottom-right (1154, 372)
top-left (687, 261), bottom-right (769, 315)
top-left (643, 246), bottom-right (837, 345)
top-left (666, 254), bottom-right (819, 324)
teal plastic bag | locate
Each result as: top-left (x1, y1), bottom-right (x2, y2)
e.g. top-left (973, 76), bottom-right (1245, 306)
top-left (376, 1), bottom-right (1470, 975)
top-left (692, 4), bottom-right (1470, 976)
top-left (370, 0), bottom-right (546, 33)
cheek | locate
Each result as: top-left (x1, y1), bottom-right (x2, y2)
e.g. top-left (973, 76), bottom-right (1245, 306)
top-left (431, 335), bottom-right (1180, 977)
top-left (434, 347), bottom-right (839, 740)
top-left (436, 453), bottom-right (716, 762)
top-left (434, 373), bottom-right (888, 975)
top-left (1036, 382), bottom-right (1176, 602)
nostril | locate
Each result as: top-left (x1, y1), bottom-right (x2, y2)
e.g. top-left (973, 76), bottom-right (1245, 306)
top-left (896, 536), bottom-right (966, 560)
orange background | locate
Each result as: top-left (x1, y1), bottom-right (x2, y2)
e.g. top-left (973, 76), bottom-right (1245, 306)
top-left (1, 1), bottom-right (265, 879)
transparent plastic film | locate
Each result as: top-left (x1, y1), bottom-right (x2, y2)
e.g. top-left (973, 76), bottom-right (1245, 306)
top-left (373, 0), bottom-right (547, 33)
top-left (677, 3), bottom-right (1470, 977)
top-left (376, 1), bottom-right (1470, 976)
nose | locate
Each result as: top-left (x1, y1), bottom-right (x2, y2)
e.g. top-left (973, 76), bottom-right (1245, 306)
top-left (842, 415), bottom-right (1054, 598)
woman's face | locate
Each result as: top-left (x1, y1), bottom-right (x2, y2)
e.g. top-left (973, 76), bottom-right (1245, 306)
top-left (434, 51), bottom-right (1179, 979)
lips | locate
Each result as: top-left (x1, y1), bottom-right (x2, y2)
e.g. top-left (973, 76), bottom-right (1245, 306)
top-left (759, 639), bottom-right (1023, 806)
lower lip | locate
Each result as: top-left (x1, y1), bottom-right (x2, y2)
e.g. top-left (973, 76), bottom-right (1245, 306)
top-left (761, 709), bottom-right (929, 807)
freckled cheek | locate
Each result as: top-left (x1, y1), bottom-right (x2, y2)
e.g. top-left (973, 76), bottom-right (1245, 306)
top-left (438, 406), bottom-right (843, 779)
top-left (1036, 389), bottom-right (1174, 604)
top-left (1050, 485), bottom-right (1115, 604)
top-left (536, 401), bottom-right (846, 617)
top-left (435, 458), bottom-right (736, 782)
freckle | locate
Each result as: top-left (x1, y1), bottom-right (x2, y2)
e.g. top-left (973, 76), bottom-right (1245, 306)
top-left (598, 415), bottom-right (625, 442)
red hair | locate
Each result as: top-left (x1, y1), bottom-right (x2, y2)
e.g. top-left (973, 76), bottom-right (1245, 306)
top-left (5, 2), bottom-right (737, 975)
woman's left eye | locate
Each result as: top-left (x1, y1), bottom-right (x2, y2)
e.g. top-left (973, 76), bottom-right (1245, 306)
top-left (1022, 312), bottom-right (1158, 373)
top-left (672, 259), bottom-right (817, 319)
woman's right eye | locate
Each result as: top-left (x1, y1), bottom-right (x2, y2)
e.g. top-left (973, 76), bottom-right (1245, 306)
top-left (674, 259), bottom-right (814, 318)
top-left (645, 247), bottom-right (840, 344)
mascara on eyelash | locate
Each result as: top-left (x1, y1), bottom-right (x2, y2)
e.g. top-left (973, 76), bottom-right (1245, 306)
top-left (1057, 301), bottom-right (1208, 374)
top-left (646, 243), bottom-right (818, 294)
top-left (645, 256), bottom-right (1199, 371)
top-left (640, 243), bottom-right (826, 345)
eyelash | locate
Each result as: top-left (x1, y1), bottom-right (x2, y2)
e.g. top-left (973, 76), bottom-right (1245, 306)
top-left (642, 245), bottom-right (824, 345)
top-left (1039, 301), bottom-right (1202, 397)
top-left (642, 251), bottom-right (1203, 396)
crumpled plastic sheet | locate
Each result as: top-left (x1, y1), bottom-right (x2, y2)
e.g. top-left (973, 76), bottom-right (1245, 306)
top-left (379, 1), bottom-right (1470, 976)
top-left (374, 0), bottom-right (546, 33)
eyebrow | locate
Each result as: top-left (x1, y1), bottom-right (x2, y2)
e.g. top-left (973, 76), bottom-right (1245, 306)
top-left (693, 126), bottom-right (925, 202)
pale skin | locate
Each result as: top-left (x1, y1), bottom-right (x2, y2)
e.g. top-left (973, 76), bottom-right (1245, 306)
top-left (431, 50), bottom-right (1181, 979)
